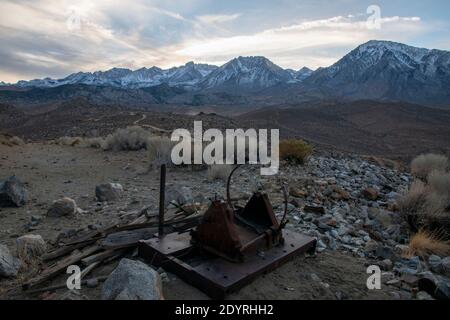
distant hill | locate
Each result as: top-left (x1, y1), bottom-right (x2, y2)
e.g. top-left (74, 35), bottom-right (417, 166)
top-left (239, 100), bottom-right (450, 160)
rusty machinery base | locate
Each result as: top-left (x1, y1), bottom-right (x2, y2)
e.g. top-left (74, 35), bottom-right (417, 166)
top-left (138, 230), bottom-right (316, 299)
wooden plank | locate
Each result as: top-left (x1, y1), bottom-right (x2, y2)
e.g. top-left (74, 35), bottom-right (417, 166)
top-left (102, 228), bottom-right (156, 249)
top-left (81, 249), bottom-right (126, 266)
top-left (80, 261), bottom-right (101, 279)
top-left (42, 239), bottom-right (99, 262)
top-left (23, 244), bottom-right (102, 289)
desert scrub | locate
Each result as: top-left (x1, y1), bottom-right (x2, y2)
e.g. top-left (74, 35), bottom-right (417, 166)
top-left (103, 126), bottom-right (150, 151)
top-left (427, 170), bottom-right (450, 198)
top-left (411, 154), bottom-right (448, 179)
top-left (147, 136), bottom-right (175, 168)
top-left (0, 134), bottom-right (24, 146)
top-left (403, 229), bottom-right (450, 258)
top-left (279, 139), bottom-right (313, 165)
top-left (207, 164), bottom-right (233, 181)
top-left (399, 179), bottom-right (450, 237)
top-left (56, 136), bottom-right (84, 147)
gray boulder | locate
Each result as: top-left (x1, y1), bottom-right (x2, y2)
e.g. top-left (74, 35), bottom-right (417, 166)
top-left (47, 197), bottom-right (77, 217)
top-left (428, 255), bottom-right (443, 273)
top-left (101, 259), bottom-right (163, 300)
top-left (165, 186), bottom-right (193, 206)
top-left (442, 257), bottom-right (450, 276)
top-left (0, 244), bottom-right (21, 278)
top-left (0, 176), bottom-right (28, 207)
top-left (95, 183), bottom-right (123, 202)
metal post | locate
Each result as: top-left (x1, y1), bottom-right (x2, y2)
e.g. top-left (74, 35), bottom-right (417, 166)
top-left (158, 164), bottom-right (166, 237)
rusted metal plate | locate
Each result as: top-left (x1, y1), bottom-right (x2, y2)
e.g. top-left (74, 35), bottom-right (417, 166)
top-left (139, 230), bottom-right (316, 299)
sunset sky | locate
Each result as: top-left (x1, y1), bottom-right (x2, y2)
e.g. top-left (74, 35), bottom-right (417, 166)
top-left (1, 0), bottom-right (449, 82)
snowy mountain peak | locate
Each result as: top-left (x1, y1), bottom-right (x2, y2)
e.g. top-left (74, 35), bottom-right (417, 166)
top-left (200, 56), bottom-right (292, 90)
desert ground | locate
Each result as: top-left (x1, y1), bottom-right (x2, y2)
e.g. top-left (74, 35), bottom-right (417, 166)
top-left (0, 140), bottom-right (435, 300)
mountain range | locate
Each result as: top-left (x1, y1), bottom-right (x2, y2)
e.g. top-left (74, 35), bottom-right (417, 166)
top-left (1, 40), bottom-right (450, 108)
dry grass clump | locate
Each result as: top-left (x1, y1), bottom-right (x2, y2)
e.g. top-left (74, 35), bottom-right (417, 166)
top-left (411, 154), bottom-right (448, 179)
top-left (79, 137), bottom-right (105, 149)
top-left (103, 126), bottom-right (150, 151)
top-left (57, 136), bottom-right (84, 147)
top-left (207, 164), bottom-right (233, 181)
top-left (279, 139), bottom-right (313, 165)
top-left (147, 136), bottom-right (175, 168)
top-left (0, 134), bottom-right (25, 146)
top-left (427, 170), bottom-right (450, 198)
top-left (403, 229), bottom-right (450, 258)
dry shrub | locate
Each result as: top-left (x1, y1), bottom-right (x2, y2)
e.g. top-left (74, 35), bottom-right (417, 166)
top-left (399, 180), bottom-right (450, 236)
top-left (427, 170), bottom-right (450, 198)
top-left (279, 139), bottom-right (313, 165)
top-left (207, 164), bottom-right (233, 181)
top-left (411, 154), bottom-right (448, 179)
top-left (0, 134), bottom-right (25, 146)
top-left (79, 137), bottom-right (105, 149)
top-left (147, 136), bottom-right (175, 167)
top-left (103, 126), bottom-right (151, 151)
top-left (57, 136), bottom-right (83, 146)
top-left (403, 229), bottom-right (450, 258)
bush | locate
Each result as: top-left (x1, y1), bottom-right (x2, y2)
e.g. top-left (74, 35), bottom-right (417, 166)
top-left (207, 164), bottom-right (233, 181)
top-left (57, 136), bottom-right (83, 146)
top-left (399, 180), bottom-right (450, 236)
top-left (403, 229), bottom-right (450, 258)
top-left (427, 170), bottom-right (450, 198)
top-left (0, 134), bottom-right (24, 146)
top-left (147, 136), bottom-right (175, 168)
top-left (279, 139), bottom-right (313, 165)
top-left (411, 154), bottom-right (448, 179)
top-left (103, 126), bottom-right (150, 151)
top-left (79, 137), bottom-right (105, 149)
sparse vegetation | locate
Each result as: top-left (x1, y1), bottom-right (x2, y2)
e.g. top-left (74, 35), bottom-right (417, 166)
top-left (279, 139), bottom-right (313, 165)
top-left (427, 170), bottom-right (450, 198)
top-left (0, 134), bottom-right (25, 147)
top-left (399, 158), bottom-right (450, 237)
top-left (103, 126), bottom-right (151, 151)
top-left (207, 164), bottom-right (233, 181)
top-left (411, 154), bottom-right (448, 179)
top-left (403, 229), bottom-right (450, 258)
top-left (56, 136), bottom-right (84, 147)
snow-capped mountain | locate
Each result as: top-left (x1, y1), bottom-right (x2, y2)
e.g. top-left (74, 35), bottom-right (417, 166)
top-left (198, 56), bottom-right (293, 91)
top-left (295, 67), bottom-right (313, 82)
top-left (13, 62), bottom-right (218, 89)
top-left (304, 40), bottom-right (450, 105)
top-left (3, 40), bottom-right (450, 107)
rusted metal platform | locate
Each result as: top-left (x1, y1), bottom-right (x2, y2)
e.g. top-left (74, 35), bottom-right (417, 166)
top-left (138, 229), bottom-right (316, 299)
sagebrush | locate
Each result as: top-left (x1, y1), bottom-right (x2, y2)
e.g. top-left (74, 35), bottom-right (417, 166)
top-left (279, 139), bottom-right (313, 165)
top-left (411, 154), bottom-right (448, 179)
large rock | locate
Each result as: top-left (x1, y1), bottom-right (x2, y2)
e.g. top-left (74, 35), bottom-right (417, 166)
top-left (165, 186), bottom-right (193, 206)
top-left (0, 176), bottom-right (28, 207)
top-left (16, 234), bottom-right (47, 262)
top-left (101, 259), bottom-right (163, 300)
top-left (95, 183), bottom-right (123, 202)
top-left (0, 244), bottom-right (21, 278)
top-left (442, 257), bottom-right (450, 276)
top-left (47, 197), bottom-right (77, 217)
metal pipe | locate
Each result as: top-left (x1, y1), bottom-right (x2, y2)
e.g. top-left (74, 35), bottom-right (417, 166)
top-left (158, 164), bottom-right (166, 237)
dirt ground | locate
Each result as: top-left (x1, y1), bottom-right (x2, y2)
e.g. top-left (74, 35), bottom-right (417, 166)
top-left (0, 143), bottom-right (395, 300)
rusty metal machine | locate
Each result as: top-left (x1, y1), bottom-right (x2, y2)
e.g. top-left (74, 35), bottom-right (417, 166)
top-left (139, 165), bottom-right (316, 299)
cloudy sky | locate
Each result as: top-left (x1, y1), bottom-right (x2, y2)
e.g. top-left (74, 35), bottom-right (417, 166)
top-left (1, 0), bottom-right (449, 83)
